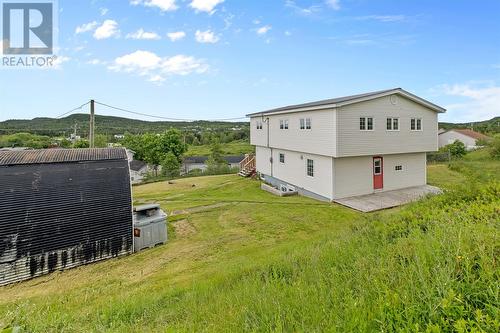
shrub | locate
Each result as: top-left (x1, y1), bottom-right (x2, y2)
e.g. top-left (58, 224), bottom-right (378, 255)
top-left (441, 140), bottom-right (467, 158)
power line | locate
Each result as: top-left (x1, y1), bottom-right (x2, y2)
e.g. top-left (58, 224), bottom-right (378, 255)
top-left (55, 101), bottom-right (90, 119)
top-left (93, 100), bottom-right (247, 122)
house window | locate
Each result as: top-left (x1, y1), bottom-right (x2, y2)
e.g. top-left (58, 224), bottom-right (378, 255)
top-left (360, 117), bottom-right (373, 131)
top-left (387, 117), bottom-right (399, 131)
top-left (300, 118), bottom-right (312, 130)
top-left (280, 119), bottom-right (289, 130)
top-left (395, 165), bottom-right (403, 171)
top-left (256, 121), bottom-right (263, 130)
top-left (279, 153), bottom-right (285, 163)
top-left (411, 118), bottom-right (422, 131)
top-left (306, 159), bottom-right (314, 177)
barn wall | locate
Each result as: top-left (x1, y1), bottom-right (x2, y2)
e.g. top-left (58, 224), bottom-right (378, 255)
top-left (0, 159), bottom-right (133, 286)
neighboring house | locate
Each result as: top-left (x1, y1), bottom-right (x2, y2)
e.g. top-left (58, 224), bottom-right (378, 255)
top-left (438, 128), bottom-right (490, 150)
top-left (183, 155), bottom-right (245, 173)
top-left (247, 88), bottom-right (446, 201)
top-left (0, 148), bottom-right (133, 286)
top-left (129, 159), bottom-right (149, 184)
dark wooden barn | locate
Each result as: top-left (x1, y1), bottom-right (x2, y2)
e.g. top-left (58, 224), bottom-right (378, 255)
top-left (0, 148), bottom-right (133, 286)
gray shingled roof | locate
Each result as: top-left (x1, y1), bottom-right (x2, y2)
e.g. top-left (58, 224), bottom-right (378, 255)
top-left (0, 148), bottom-right (127, 166)
top-left (246, 88), bottom-right (445, 116)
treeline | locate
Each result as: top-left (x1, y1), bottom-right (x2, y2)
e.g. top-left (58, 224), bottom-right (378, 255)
top-left (0, 113), bottom-right (249, 137)
top-left (439, 116), bottom-right (500, 135)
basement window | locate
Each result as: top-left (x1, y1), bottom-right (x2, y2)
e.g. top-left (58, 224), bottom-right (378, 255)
top-left (395, 165), bottom-right (403, 171)
top-left (387, 117), bottom-right (399, 131)
top-left (279, 153), bottom-right (285, 164)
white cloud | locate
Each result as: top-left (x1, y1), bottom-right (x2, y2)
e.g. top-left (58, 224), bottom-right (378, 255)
top-left (131, 0), bottom-right (178, 12)
top-left (253, 19), bottom-right (261, 25)
top-left (75, 21), bottom-right (98, 34)
top-left (167, 31), bottom-right (186, 41)
top-left (126, 28), bottom-right (161, 40)
top-left (189, 0), bottom-right (224, 14)
top-left (93, 20), bottom-right (120, 39)
top-left (87, 59), bottom-right (105, 65)
top-left (439, 83), bottom-right (500, 122)
top-left (100, 8), bottom-right (109, 16)
top-left (195, 29), bottom-right (219, 43)
top-left (285, 30), bottom-right (292, 36)
top-left (285, 0), bottom-right (321, 16)
top-left (109, 50), bottom-right (209, 82)
top-left (356, 15), bottom-right (406, 22)
top-left (325, 0), bottom-right (340, 10)
top-left (52, 56), bottom-right (70, 69)
top-left (256, 25), bottom-right (272, 35)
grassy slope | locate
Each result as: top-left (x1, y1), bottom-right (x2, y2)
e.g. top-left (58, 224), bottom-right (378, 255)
top-left (0, 153), bottom-right (498, 332)
top-left (185, 140), bottom-right (254, 156)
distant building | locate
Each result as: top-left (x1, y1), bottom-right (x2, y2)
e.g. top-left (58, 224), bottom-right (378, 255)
top-left (0, 148), bottom-right (133, 286)
top-left (183, 155), bottom-right (245, 173)
top-left (114, 134), bottom-right (125, 140)
top-left (130, 160), bottom-right (149, 184)
top-left (438, 129), bottom-right (490, 150)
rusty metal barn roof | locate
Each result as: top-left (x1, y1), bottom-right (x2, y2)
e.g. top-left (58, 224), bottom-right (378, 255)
top-left (0, 148), bottom-right (127, 166)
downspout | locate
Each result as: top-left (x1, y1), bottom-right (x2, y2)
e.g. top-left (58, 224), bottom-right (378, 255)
top-left (263, 115), bottom-right (273, 177)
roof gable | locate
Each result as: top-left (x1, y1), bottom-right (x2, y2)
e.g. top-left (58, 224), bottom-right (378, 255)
top-left (443, 129), bottom-right (490, 140)
top-left (247, 88), bottom-right (446, 117)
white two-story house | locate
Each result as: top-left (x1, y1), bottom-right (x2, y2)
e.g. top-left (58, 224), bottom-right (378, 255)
top-left (247, 88), bottom-right (446, 201)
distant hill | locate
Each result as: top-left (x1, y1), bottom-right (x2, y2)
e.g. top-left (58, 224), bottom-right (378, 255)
top-left (0, 114), bottom-right (249, 136)
top-left (439, 116), bottom-right (499, 135)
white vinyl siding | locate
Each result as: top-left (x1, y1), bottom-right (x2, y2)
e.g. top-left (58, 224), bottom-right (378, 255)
top-left (252, 109), bottom-right (337, 157)
top-left (333, 153), bottom-right (426, 199)
top-left (337, 95), bottom-right (439, 157)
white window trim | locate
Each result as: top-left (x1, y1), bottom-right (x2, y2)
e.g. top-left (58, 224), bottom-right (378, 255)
top-left (359, 117), bottom-right (374, 131)
top-left (386, 117), bottom-right (400, 131)
top-left (410, 118), bottom-right (423, 131)
top-left (299, 118), bottom-right (305, 130)
top-left (305, 117), bottom-right (312, 130)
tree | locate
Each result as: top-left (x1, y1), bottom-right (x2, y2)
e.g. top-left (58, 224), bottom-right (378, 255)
top-left (59, 138), bottom-right (72, 148)
top-left (442, 140), bottom-right (467, 158)
top-left (94, 134), bottom-right (108, 148)
top-left (161, 152), bottom-right (181, 178)
top-left (206, 139), bottom-right (227, 173)
top-left (73, 139), bottom-right (90, 148)
top-left (489, 135), bottom-right (500, 159)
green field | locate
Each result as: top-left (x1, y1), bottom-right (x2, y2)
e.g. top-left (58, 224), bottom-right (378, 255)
top-left (185, 140), bottom-right (254, 156)
top-left (0, 151), bottom-right (498, 332)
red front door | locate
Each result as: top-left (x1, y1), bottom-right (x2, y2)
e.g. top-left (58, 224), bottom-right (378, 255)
top-left (373, 157), bottom-right (383, 189)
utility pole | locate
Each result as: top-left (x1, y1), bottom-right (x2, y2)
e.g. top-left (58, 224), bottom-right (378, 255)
top-left (89, 99), bottom-right (95, 148)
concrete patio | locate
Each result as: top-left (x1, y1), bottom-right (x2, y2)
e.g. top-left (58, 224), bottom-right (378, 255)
top-left (333, 185), bottom-right (442, 212)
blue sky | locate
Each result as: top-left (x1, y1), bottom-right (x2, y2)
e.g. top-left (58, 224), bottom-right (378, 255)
top-left (1, 0), bottom-right (499, 123)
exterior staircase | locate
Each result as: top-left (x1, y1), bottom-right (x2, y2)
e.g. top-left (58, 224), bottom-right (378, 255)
top-left (238, 153), bottom-right (256, 177)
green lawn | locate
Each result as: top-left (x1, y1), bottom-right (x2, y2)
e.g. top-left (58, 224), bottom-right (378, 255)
top-left (185, 140), bottom-right (254, 156)
top-left (1, 156), bottom-right (498, 332)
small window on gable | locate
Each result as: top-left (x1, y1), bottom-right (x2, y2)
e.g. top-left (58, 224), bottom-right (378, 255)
top-left (305, 118), bottom-right (311, 129)
top-left (300, 118), bottom-right (305, 129)
top-left (395, 165), bottom-right (403, 171)
top-left (279, 153), bottom-right (285, 163)
top-left (360, 117), bottom-right (373, 131)
top-left (387, 117), bottom-right (399, 131)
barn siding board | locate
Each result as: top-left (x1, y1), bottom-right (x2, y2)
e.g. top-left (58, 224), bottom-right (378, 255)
top-left (0, 150), bottom-right (133, 286)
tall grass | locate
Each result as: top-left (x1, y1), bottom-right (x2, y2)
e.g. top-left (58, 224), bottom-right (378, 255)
top-left (1, 162), bottom-right (499, 332)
